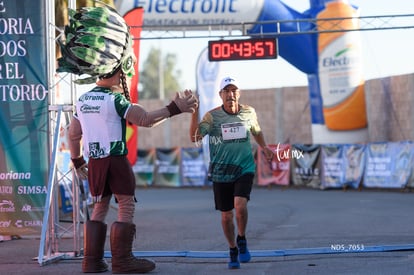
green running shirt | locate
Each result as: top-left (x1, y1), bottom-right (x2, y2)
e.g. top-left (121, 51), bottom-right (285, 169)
top-left (198, 104), bottom-right (261, 183)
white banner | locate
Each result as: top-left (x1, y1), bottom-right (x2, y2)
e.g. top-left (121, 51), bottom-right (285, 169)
top-left (115, 0), bottom-right (264, 28)
top-left (195, 47), bottom-right (221, 177)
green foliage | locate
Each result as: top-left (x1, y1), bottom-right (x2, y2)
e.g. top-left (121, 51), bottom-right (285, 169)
top-left (139, 47), bottom-right (182, 100)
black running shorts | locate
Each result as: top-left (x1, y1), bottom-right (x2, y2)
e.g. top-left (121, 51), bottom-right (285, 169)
top-left (213, 173), bottom-right (254, 211)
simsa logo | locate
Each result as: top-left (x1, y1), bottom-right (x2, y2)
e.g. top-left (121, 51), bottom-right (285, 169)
top-left (17, 185), bottom-right (47, 195)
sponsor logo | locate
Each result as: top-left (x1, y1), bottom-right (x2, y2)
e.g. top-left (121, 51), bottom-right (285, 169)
top-left (0, 171), bottom-right (31, 180)
top-left (88, 142), bottom-right (106, 158)
top-left (117, 0), bottom-right (264, 28)
top-left (15, 220), bottom-right (43, 228)
top-left (21, 204), bottom-right (32, 212)
top-left (15, 220), bottom-right (22, 228)
top-left (17, 185), bottom-right (47, 195)
top-left (79, 95), bottom-right (105, 101)
top-left (0, 220), bottom-right (11, 228)
top-left (0, 200), bottom-right (15, 212)
top-left (21, 204), bottom-right (43, 212)
top-left (80, 104), bottom-right (101, 114)
top-left (23, 220), bottom-right (42, 227)
top-left (0, 185), bottom-right (13, 194)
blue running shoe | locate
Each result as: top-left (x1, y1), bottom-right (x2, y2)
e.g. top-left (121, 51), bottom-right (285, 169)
top-left (237, 238), bottom-right (251, 263)
top-left (228, 248), bottom-right (240, 269)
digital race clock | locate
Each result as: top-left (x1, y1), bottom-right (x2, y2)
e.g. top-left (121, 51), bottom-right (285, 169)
top-left (208, 38), bottom-right (278, 62)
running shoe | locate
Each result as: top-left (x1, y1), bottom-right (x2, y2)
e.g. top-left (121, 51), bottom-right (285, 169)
top-left (228, 247), bottom-right (240, 269)
top-left (237, 238), bottom-right (251, 263)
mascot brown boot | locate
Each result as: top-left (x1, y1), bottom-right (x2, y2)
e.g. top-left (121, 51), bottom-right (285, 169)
top-left (82, 220), bottom-right (109, 273)
top-left (110, 221), bottom-right (156, 274)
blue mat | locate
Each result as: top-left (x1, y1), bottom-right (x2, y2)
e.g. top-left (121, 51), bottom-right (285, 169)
top-left (104, 244), bottom-right (414, 258)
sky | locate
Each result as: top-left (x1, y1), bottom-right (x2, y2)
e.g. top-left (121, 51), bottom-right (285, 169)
top-left (137, 0), bottom-right (414, 90)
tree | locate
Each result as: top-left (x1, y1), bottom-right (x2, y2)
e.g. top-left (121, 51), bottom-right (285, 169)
top-left (139, 47), bottom-right (182, 100)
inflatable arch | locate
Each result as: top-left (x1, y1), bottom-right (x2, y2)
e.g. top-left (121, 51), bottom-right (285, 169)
top-left (115, 0), bottom-right (368, 143)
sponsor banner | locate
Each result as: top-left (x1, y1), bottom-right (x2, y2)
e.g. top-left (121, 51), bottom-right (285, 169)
top-left (154, 148), bottom-right (181, 187)
top-left (257, 144), bottom-right (290, 186)
top-left (180, 147), bottom-right (207, 186)
top-left (343, 144), bottom-right (365, 189)
top-left (115, 0), bottom-right (265, 28)
top-left (392, 141), bottom-right (414, 188)
top-left (196, 47), bottom-right (222, 120)
top-left (132, 149), bottom-right (156, 186)
top-left (363, 141), bottom-right (414, 188)
top-left (321, 145), bottom-right (345, 189)
top-left (0, 0), bottom-right (48, 236)
top-left (290, 144), bottom-right (321, 189)
top-left (408, 144), bottom-right (414, 188)
top-left (321, 144), bottom-right (364, 190)
top-left (195, 47), bottom-right (221, 180)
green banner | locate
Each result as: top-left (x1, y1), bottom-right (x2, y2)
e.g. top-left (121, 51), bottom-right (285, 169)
top-left (132, 149), bottom-right (155, 187)
top-left (154, 148), bottom-right (180, 187)
top-left (0, 0), bottom-right (48, 236)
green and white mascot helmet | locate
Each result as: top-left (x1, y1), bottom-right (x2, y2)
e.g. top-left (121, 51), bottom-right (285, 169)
top-left (57, 3), bottom-right (135, 98)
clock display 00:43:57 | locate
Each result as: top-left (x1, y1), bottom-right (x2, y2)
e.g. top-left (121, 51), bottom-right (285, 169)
top-left (208, 38), bottom-right (278, 61)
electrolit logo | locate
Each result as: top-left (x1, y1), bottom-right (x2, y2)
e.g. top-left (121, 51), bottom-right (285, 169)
top-left (318, 35), bottom-right (363, 108)
top-left (116, 0), bottom-right (265, 27)
top-left (321, 45), bottom-right (357, 68)
top-left (139, 0), bottom-right (238, 14)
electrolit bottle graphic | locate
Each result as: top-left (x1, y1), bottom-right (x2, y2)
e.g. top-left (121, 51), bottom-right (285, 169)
top-left (317, 0), bottom-right (367, 131)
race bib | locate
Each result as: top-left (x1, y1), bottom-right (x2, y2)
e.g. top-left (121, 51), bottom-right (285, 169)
top-left (221, 122), bottom-right (247, 140)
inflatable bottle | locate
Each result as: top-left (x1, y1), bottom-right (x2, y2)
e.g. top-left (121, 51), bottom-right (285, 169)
top-left (317, 0), bottom-right (367, 131)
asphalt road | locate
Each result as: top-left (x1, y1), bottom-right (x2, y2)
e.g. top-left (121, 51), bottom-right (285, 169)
top-left (1, 186), bottom-right (413, 274)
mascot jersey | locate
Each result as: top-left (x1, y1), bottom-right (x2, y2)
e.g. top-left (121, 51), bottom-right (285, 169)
top-left (198, 104), bottom-right (261, 183)
top-left (73, 86), bottom-right (131, 159)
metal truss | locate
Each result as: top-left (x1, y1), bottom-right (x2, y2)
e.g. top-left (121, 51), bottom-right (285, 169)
top-left (37, 0), bottom-right (85, 266)
top-left (137, 14), bottom-right (414, 40)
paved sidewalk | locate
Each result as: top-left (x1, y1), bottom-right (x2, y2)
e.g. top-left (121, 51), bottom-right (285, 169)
top-left (1, 187), bottom-right (414, 274)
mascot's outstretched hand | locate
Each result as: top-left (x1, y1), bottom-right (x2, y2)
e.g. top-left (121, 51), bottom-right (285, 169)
top-left (174, 90), bottom-right (198, 113)
top-left (167, 90), bottom-right (198, 116)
